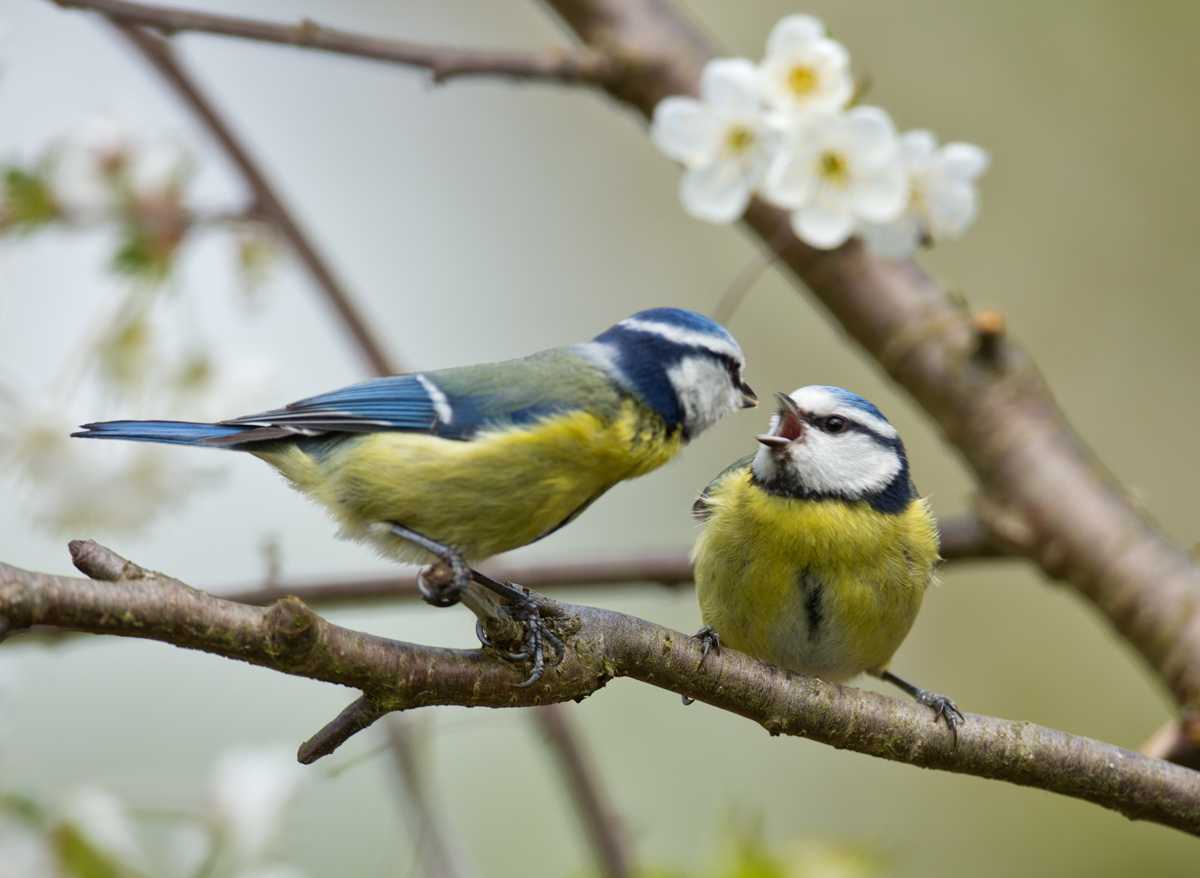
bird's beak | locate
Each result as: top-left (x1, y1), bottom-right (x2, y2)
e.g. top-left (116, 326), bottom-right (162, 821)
top-left (739, 381), bottom-right (758, 409)
top-left (756, 392), bottom-right (804, 448)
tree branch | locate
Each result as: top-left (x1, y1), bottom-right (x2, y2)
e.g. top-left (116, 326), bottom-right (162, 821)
top-left (111, 21), bottom-right (398, 377)
top-left (4, 543), bottom-right (1199, 836)
top-left (54, 0), bottom-right (619, 87)
top-left (540, 0), bottom-right (1200, 723)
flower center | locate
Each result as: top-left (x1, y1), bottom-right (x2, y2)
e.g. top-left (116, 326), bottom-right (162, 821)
top-left (817, 150), bottom-right (849, 185)
top-left (723, 125), bottom-right (757, 157)
top-left (788, 65), bottom-right (818, 96)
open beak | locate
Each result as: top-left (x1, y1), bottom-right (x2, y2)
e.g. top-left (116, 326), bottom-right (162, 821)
top-left (756, 391), bottom-right (804, 449)
top-left (738, 381), bottom-right (758, 409)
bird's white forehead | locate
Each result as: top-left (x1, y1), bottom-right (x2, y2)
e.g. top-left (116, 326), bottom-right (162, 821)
top-left (618, 318), bottom-right (744, 366)
top-left (787, 385), bottom-right (898, 439)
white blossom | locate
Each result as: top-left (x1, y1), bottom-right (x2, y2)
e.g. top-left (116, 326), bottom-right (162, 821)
top-left (52, 112), bottom-right (134, 219)
top-left (858, 130), bottom-right (990, 258)
top-left (207, 745), bottom-right (305, 866)
top-left (762, 105), bottom-right (907, 249)
top-left (759, 15), bottom-right (853, 116)
top-left (652, 58), bottom-right (772, 223)
top-left (63, 785), bottom-right (151, 873)
top-left (0, 824), bottom-right (56, 878)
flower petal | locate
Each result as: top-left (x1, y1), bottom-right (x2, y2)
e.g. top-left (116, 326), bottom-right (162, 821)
top-left (700, 58), bottom-right (762, 116)
top-left (941, 142), bottom-right (991, 180)
top-left (898, 129), bottom-right (938, 166)
top-left (651, 97), bottom-right (722, 166)
top-left (680, 162), bottom-right (752, 223)
top-left (844, 106), bottom-right (898, 161)
top-left (766, 14), bottom-right (826, 55)
top-left (793, 202), bottom-right (856, 248)
top-left (761, 151), bottom-right (815, 210)
top-left (860, 214), bottom-right (922, 259)
top-left (854, 163), bottom-right (908, 222)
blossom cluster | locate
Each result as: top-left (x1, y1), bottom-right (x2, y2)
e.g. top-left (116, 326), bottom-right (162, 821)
top-left (651, 14), bottom-right (988, 255)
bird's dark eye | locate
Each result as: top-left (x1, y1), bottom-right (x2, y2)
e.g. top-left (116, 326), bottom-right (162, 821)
top-left (824, 416), bottom-right (847, 433)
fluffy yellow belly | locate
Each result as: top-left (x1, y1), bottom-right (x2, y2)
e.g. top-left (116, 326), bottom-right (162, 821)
top-left (693, 470), bottom-right (939, 681)
top-left (255, 401), bottom-right (681, 564)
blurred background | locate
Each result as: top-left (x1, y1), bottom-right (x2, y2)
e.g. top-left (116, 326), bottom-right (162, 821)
top-left (2, 0), bottom-right (1199, 875)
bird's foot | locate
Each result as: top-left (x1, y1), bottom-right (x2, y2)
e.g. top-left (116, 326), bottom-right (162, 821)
top-left (417, 559), bottom-right (471, 607)
top-left (682, 625), bottom-right (721, 705)
top-left (913, 688), bottom-right (965, 746)
top-left (388, 523), bottom-right (470, 607)
top-left (471, 572), bottom-right (564, 688)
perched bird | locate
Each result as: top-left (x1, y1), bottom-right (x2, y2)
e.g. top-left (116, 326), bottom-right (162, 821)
top-left (74, 307), bottom-right (757, 682)
top-left (690, 386), bottom-right (962, 737)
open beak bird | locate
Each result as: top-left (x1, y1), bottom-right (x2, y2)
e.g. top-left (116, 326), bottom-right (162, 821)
top-left (690, 385), bottom-right (963, 739)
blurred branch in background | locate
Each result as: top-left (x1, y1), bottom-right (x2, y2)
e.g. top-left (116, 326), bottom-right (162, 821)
top-left (218, 514), bottom-right (1011, 608)
top-left (110, 19), bottom-right (398, 377)
top-left (533, 704), bottom-right (633, 878)
top-left (4, 541), bottom-right (1200, 837)
top-left (383, 714), bottom-right (483, 878)
top-left (55, 0), bottom-right (620, 87)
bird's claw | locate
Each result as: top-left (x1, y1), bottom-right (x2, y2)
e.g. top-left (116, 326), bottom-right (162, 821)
top-left (915, 688), bottom-right (965, 746)
top-left (475, 595), bottom-right (564, 687)
top-left (682, 625), bottom-right (721, 705)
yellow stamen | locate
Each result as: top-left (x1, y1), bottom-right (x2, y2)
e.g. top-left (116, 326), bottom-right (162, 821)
top-left (723, 125), bottom-right (756, 157)
top-left (818, 150), bottom-right (848, 185)
top-left (789, 65), bottom-right (818, 96)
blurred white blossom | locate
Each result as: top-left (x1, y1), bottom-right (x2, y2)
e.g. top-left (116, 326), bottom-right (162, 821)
top-left (763, 106), bottom-right (907, 249)
top-left (207, 745), bottom-right (305, 868)
top-left (164, 823), bottom-right (213, 878)
top-left (0, 823), bottom-right (56, 878)
top-left (858, 129), bottom-right (990, 257)
top-left (63, 785), bottom-right (151, 873)
top-left (52, 112), bottom-right (135, 219)
top-left (651, 58), bottom-right (772, 223)
top-left (759, 15), bottom-right (852, 116)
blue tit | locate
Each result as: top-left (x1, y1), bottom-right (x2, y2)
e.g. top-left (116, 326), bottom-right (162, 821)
top-left (690, 386), bottom-right (963, 737)
top-left (74, 307), bottom-right (757, 682)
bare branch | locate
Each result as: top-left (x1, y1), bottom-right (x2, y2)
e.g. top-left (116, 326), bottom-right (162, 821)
top-left (53, 0), bottom-right (618, 87)
top-left (111, 22), bottom-right (398, 377)
top-left (4, 544), bottom-right (1200, 836)
top-left (534, 705), bottom-right (633, 878)
top-left (541, 0), bottom-right (1200, 718)
top-left (218, 516), bottom-right (1010, 608)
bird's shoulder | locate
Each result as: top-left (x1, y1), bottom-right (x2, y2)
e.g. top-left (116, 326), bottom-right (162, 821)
top-left (692, 455), bottom-right (756, 521)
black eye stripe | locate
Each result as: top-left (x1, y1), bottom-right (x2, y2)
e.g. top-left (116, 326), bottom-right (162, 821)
top-left (801, 412), bottom-right (894, 445)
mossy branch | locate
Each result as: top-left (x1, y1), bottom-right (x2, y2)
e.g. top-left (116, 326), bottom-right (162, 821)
top-left (3, 542), bottom-right (1199, 836)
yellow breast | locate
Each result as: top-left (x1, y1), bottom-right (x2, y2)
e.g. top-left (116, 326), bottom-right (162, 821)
top-left (254, 399), bottom-right (682, 564)
top-left (692, 468), bottom-right (939, 681)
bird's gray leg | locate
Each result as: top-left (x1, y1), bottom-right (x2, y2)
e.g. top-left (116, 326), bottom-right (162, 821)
top-left (681, 625), bottom-right (721, 705)
top-left (877, 670), bottom-right (965, 746)
top-left (387, 523), bottom-right (470, 607)
top-left (384, 523), bottom-right (562, 688)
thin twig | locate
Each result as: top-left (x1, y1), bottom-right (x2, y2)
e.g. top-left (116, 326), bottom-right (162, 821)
top-left (111, 22), bottom-right (398, 377)
top-left (216, 515), bottom-right (1009, 608)
top-left (384, 714), bottom-right (483, 878)
top-left (4, 542), bottom-right (1200, 836)
top-left (534, 704), bottom-right (633, 878)
top-left (54, 0), bottom-right (618, 87)
top-left (711, 223), bottom-right (795, 326)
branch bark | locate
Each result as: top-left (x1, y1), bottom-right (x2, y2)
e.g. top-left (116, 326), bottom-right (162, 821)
top-left (55, 0), bottom-right (619, 87)
top-left (537, 0), bottom-right (1200, 722)
top-left (4, 543), bottom-right (1199, 836)
top-left (111, 21), bottom-right (398, 377)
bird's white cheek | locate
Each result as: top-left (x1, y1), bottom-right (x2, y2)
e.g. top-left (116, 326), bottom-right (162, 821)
top-left (667, 356), bottom-right (740, 435)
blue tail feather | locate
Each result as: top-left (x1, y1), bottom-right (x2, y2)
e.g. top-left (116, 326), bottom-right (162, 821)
top-left (72, 420), bottom-right (253, 448)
